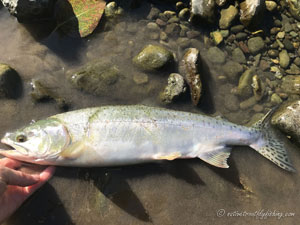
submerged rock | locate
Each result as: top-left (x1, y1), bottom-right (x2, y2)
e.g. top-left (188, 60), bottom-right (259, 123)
top-left (179, 48), bottom-right (202, 105)
top-left (206, 47), bottom-right (226, 64)
top-left (160, 73), bottom-right (186, 104)
top-left (0, 63), bottom-right (22, 99)
top-left (239, 0), bottom-right (265, 27)
top-left (222, 61), bottom-right (244, 82)
top-left (1, 0), bottom-right (55, 22)
top-left (272, 100), bottom-right (300, 143)
top-left (31, 79), bottom-right (68, 110)
top-left (237, 68), bottom-right (255, 99)
top-left (133, 45), bottom-right (173, 71)
top-left (281, 75), bottom-right (300, 94)
top-left (247, 37), bottom-right (265, 55)
top-left (219, 5), bottom-right (238, 29)
top-left (232, 47), bottom-right (246, 64)
top-left (105, 1), bottom-right (124, 20)
top-left (251, 75), bottom-right (265, 101)
top-left (68, 61), bottom-right (120, 96)
top-left (286, 0), bottom-right (300, 21)
top-left (190, 0), bottom-right (216, 24)
top-left (279, 50), bottom-right (290, 69)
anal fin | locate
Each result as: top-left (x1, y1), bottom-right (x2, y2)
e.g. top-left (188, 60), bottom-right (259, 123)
top-left (198, 146), bottom-right (232, 168)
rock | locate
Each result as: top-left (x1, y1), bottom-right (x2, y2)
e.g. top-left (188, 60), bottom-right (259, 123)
top-left (268, 49), bottom-right (279, 58)
top-left (216, 0), bottom-right (228, 6)
top-left (281, 75), bottom-right (300, 94)
top-left (165, 23), bottom-right (181, 36)
top-left (207, 47), bottom-right (226, 64)
top-left (286, 0), bottom-right (300, 21)
top-left (160, 73), bottom-right (186, 104)
top-left (220, 30), bottom-right (229, 38)
top-left (0, 63), bottom-right (22, 99)
top-left (279, 50), bottom-right (290, 69)
top-left (222, 61), bottom-right (244, 82)
top-left (230, 25), bottom-right (244, 33)
top-left (177, 37), bottom-right (191, 48)
top-left (147, 7), bottom-right (161, 20)
top-left (133, 73), bottom-right (148, 85)
top-left (232, 47), bottom-right (246, 64)
top-left (30, 79), bottom-right (68, 110)
top-left (236, 32), bottom-right (248, 41)
top-left (265, 1), bottom-right (277, 12)
top-left (179, 48), bottom-right (202, 105)
top-left (282, 39), bottom-right (294, 51)
top-left (247, 37), bottom-right (265, 55)
top-left (176, 2), bottom-right (185, 11)
top-left (276, 31), bottom-right (285, 39)
top-left (240, 96), bottom-right (257, 109)
top-left (224, 94), bottom-right (240, 111)
top-left (294, 57), bottom-right (300, 66)
top-left (252, 75), bottom-right (265, 101)
top-left (270, 93), bottom-right (282, 105)
top-left (237, 68), bottom-right (254, 98)
top-left (133, 45), bottom-right (173, 71)
top-left (272, 100), bottom-right (300, 142)
top-left (104, 2), bottom-right (124, 20)
top-left (219, 5), bottom-right (238, 29)
top-left (210, 31), bottom-right (223, 45)
top-left (239, 0), bottom-right (265, 27)
top-left (286, 64), bottom-right (300, 75)
top-left (147, 22), bottom-right (160, 31)
top-left (178, 8), bottom-right (190, 20)
top-left (160, 31), bottom-right (168, 41)
top-left (68, 60), bottom-right (120, 96)
top-left (259, 60), bottom-right (270, 71)
top-left (1, 0), bottom-right (55, 21)
top-left (190, 0), bottom-right (216, 24)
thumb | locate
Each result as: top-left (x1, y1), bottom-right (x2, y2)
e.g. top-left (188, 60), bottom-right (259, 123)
top-left (0, 167), bottom-right (40, 187)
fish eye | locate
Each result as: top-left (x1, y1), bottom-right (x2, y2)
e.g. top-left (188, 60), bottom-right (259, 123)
top-left (16, 134), bottom-right (27, 143)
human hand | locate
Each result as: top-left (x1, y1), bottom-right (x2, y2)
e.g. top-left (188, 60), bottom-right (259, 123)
top-left (0, 158), bottom-right (55, 224)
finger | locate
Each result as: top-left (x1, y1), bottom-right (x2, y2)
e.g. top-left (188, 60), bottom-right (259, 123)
top-left (0, 158), bottom-right (21, 169)
top-left (25, 166), bottom-right (56, 194)
top-left (0, 167), bottom-right (40, 187)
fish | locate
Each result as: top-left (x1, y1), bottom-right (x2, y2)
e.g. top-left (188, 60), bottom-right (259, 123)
top-left (0, 105), bottom-right (296, 172)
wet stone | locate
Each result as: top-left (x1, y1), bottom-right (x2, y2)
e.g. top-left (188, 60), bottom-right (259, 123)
top-left (156, 18), bottom-right (167, 27)
top-left (270, 93), bottom-right (282, 105)
top-left (281, 75), bottom-right (300, 94)
top-left (165, 23), bottom-right (181, 36)
top-left (232, 47), bottom-right (246, 64)
top-left (210, 31), bottom-right (223, 45)
top-left (237, 68), bottom-right (254, 99)
top-left (222, 61), bottom-right (244, 82)
top-left (186, 30), bottom-right (200, 39)
top-left (283, 38), bottom-right (294, 51)
top-left (133, 44), bottom-right (173, 71)
top-left (235, 32), bottom-right (247, 41)
top-left (268, 49), bottom-right (279, 58)
top-left (230, 25), bottom-right (244, 33)
top-left (0, 63), bottom-right (22, 99)
top-left (147, 7), bottom-right (160, 20)
top-left (68, 61), bottom-right (120, 96)
top-left (160, 73), bottom-right (186, 104)
top-left (190, 0), bottom-right (216, 24)
top-left (207, 47), bottom-right (226, 64)
top-left (272, 100), bottom-right (300, 143)
top-left (219, 5), bottom-right (238, 29)
top-left (224, 93), bottom-right (240, 112)
top-left (133, 73), bottom-right (148, 85)
top-left (240, 96), bottom-right (257, 110)
top-left (265, 1), bottom-right (277, 12)
top-left (247, 37), bottom-right (265, 55)
top-left (178, 8), bottom-right (190, 20)
top-left (279, 50), bottom-right (290, 69)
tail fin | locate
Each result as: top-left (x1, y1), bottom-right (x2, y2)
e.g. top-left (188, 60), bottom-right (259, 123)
top-left (250, 108), bottom-right (296, 172)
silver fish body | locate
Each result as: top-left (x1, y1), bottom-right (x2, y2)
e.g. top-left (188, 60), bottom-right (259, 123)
top-left (0, 105), bottom-right (296, 171)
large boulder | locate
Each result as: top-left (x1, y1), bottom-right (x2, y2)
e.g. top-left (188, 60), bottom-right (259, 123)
top-left (1, 0), bottom-right (55, 22)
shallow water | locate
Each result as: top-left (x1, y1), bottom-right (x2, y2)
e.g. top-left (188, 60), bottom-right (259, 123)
top-left (0, 1), bottom-right (300, 225)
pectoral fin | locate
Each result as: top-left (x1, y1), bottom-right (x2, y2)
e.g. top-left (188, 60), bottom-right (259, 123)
top-left (198, 146), bottom-right (232, 168)
top-left (60, 141), bottom-right (86, 159)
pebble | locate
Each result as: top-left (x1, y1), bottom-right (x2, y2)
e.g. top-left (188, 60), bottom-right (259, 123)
top-left (265, 1), bottom-right (277, 12)
top-left (133, 73), bottom-right (149, 85)
top-left (279, 50), bottom-right (290, 68)
top-left (147, 22), bottom-right (160, 31)
top-left (230, 25), bottom-right (244, 33)
top-left (240, 96), bottom-right (257, 110)
top-left (247, 37), bottom-right (265, 55)
top-left (232, 47), bottom-right (246, 64)
top-left (219, 5), bottom-right (238, 29)
top-left (207, 47), bottom-right (226, 64)
top-left (276, 31), bottom-right (285, 39)
top-left (222, 61), bottom-right (244, 82)
top-left (178, 8), bottom-right (190, 20)
top-left (235, 32), bottom-right (247, 40)
top-left (186, 30), bottom-right (200, 39)
top-left (268, 49), bottom-right (279, 58)
top-left (282, 38), bottom-right (294, 51)
top-left (270, 93), bottom-right (282, 105)
top-left (210, 31), bottom-right (223, 45)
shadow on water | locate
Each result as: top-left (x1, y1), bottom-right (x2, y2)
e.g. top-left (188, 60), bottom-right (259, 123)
top-left (197, 55), bottom-right (215, 114)
top-left (6, 183), bottom-right (74, 225)
top-left (19, 0), bottom-right (85, 61)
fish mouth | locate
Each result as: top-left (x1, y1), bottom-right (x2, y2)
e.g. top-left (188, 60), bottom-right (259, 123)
top-left (0, 138), bottom-right (27, 155)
